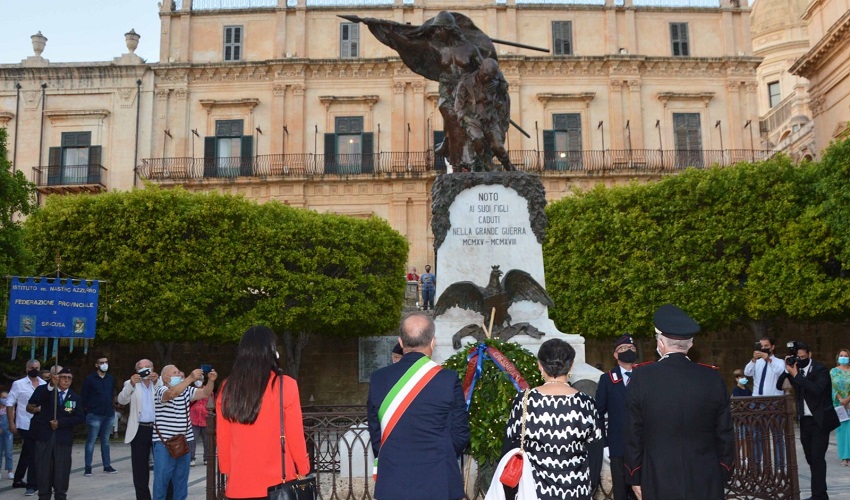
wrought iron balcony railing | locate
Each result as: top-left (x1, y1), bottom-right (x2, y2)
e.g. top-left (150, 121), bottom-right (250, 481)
top-left (32, 164), bottom-right (108, 190)
top-left (138, 149), bottom-right (776, 181)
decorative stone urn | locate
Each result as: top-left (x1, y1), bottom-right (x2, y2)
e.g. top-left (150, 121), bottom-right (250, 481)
top-left (31, 32), bottom-right (47, 57)
top-left (125, 30), bottom-right (140, 54)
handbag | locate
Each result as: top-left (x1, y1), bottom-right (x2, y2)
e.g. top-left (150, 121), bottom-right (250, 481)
top-left (500, 389), bottom-right (530, 487)
top-left (154, 396), bottom-right (191, 459)
top-left (268, 374), bottom-right (317, 500)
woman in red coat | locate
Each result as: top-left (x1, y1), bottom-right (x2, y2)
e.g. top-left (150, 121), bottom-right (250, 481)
top-left (216, 325), bottom-right (311, 499)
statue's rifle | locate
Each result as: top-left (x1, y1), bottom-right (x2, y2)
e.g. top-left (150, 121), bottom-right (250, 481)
top-left (490, 38), bottom-right (550, 54)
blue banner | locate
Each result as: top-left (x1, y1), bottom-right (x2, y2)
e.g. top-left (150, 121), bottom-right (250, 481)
top-left (6, 277), bottom-right (99, 339)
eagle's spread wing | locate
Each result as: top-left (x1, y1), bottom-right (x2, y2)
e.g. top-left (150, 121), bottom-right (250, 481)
top-left (502, 270), bottom-right (554, 308)
top-left (434, 281), bottom-right (486, 316)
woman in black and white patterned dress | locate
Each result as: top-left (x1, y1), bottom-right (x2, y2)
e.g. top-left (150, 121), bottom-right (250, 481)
top-left (501, 339), bottom-right (601, 500)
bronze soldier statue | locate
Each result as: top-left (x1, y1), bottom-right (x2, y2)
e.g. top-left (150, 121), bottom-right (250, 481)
top-left (340, 11), bottom-right (515, 172)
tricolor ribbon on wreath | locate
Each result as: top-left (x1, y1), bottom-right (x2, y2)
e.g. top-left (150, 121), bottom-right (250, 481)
top-left (462, 342), bottom-right (530, 410)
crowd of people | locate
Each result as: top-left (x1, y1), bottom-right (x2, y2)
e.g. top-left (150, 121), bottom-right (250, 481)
top-left (1, 326), bottom-right (309, 500)
top-left (2, 308), bottom-right (848, 500)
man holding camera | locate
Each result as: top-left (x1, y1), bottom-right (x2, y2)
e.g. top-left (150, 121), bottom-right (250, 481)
top-left (744, 337), bottom-right (785, 397)
top-left (153, 364), bottom-right (216, 500)
top-left (117, 359), bottom-right (160, 500)
top-left (777, 342), bottom-right (840, 500)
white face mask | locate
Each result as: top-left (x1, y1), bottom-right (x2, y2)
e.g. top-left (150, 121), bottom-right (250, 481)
top-left (193, 380), bottom-right (203, 388)
top-left (99, 363), bottom-right (109, 372)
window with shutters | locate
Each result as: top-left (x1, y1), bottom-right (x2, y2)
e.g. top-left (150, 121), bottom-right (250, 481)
top-left (768, 81), bottom-right (781, 108)
top-left (543, 113), bottom-right (582, 170)
top-left (203, 120), bottom-right (253, 178)
top-left (670, 23), bottom-right (689, 57)
top-left (47, 132), bottom-right (102, 185)
top-left (673, 113), bottom-right (703, 168)
top-left (224, 26), bottom-right (243, 62)
top-left (340, 23), bottom-right (359, 59)
top-left (324, 116), bottom-right (373, 174)
top-left (552, 21), bottom-right (572, 56)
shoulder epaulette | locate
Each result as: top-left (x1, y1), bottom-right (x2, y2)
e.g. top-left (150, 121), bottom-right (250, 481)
top-left (608, 369), bottom-right (623, 384)
top-left (696, 362), bottom-right (720, 370)
top-left (632, 361), bottom-right (654, 369)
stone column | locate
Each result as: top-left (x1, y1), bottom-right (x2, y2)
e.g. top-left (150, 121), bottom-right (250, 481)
top-left (608, 81), bottom-right (624, 149)
top-left (272, 84), bottom-right (286, 156)
top-left (412, 81), bottom-right (426, 152)
top-left (726, 82), bottom-right (742, 149)
top-left (290, 84), bottom-right (306, 156)
top-left (154, 89), bottom-right (170, 158)
top-left (627, 80), bottom-right (644, 149)
top-left (391, 81), bottom-right (407, 153)
top-left (173, 88), bottom-right (189, 156)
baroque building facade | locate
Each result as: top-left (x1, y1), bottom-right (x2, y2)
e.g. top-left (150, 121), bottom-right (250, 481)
top-left (1, 0), bottom-right (764, 270)
top-left (751, 0), bottom-right (815, 161)
top-left (790, 0), bottom-right (850, 153)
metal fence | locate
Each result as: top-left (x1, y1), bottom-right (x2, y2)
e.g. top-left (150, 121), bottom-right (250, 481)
top-left (139, 149), bottom-right (775, 181)
top-left (204, 395), bottom-right (798, 500)
top-left (32, 164), bottom-right (107, 188)
top-left (727, 394), bottom-right (799, 499)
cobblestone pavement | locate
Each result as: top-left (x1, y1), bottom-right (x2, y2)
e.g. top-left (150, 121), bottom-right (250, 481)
top-left (0, 428), bottom-right (848, 499)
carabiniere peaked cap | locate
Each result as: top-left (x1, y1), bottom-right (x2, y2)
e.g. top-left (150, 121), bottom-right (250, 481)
top-left (653, 304), bottom-right (700, 339)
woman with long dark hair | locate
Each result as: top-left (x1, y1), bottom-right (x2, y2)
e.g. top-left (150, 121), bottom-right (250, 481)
top-left (216, 325), bottom-right (310, 499)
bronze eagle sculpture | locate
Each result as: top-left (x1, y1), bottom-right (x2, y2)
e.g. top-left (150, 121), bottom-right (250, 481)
top-left (435, 266), bottom-right (553, 348)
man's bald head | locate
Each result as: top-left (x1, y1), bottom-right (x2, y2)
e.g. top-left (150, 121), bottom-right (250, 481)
top-left (398, 313), bottom-right (436, 353)
top-left (161, 364), bottom-right (177, 381)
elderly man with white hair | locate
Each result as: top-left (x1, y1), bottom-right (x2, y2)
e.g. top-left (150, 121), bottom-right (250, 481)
top-left (117, 358), bottom-right (160, 500)
top-left (151, 364), bottom-right (216, 500)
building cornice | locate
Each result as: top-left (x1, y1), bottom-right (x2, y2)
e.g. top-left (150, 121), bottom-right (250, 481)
top-left (536, 92), bottom-right (596, 107)
top-left (319, 95), bottom-right (380, 109)
top-left (657, 92), bottom-right (715, 107)
top-left (152, 55), bottom-right (760, 86)
top-left (198, 98), bottom-right (260, 112)
top-left (0, 64), bottom-right (149, 84)
top-left (44, 109), bottom-right (110, 120)
top-left (790, 10), bottom-right (850, 78)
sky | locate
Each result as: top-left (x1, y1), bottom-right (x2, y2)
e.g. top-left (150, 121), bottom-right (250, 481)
top-left (1, 1), bottom-right (162, 64)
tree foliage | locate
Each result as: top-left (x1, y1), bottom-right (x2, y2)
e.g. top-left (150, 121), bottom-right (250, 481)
top-left (0, 128), bottom-right (37, 277)
top-left (23, 187), bottom-right (408, 372)
top-left (544, 148), bottom-right (850, 337)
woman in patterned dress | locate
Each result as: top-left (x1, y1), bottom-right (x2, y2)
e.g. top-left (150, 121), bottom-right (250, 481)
top-left (501, 339), bottom-right (601, 499)
top-left (831, 348), bottom-right (850, 466)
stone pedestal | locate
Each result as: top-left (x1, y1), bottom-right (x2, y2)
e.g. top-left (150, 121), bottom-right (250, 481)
top-left (429, 171), bottom-right (601, 383)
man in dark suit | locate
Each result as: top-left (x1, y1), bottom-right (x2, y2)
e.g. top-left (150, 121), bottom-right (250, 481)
top-left (625, 304), bottom-right (734, 500)
top-left (367, 312), bottom-right (470, 500)
top-left (27, 366), bottom-right (85, 500)
top-left (596, 334), bottom-right (639, 500)
top-left (777, 342), bottom-right (840, 500)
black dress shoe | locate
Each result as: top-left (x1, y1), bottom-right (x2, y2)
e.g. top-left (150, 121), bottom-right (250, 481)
top-left (12, 481), bottom-right (26, 488)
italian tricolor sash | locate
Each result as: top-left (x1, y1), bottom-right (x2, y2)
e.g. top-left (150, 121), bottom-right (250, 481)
top-left (373, 355), bottom-right (441, 479)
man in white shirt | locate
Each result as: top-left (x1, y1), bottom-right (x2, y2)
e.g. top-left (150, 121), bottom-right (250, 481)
top-left (744, 337), bottom-right (785, 396)
top-left (117, 359), bottom-right (160, 500)
top-left (6, 359), bottom-right (47, 493)
top-left (744, 336), bottom-right (788, 469)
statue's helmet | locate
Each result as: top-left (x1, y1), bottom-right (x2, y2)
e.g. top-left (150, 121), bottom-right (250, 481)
top-left (431, 11), bottom-right (457, 28)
